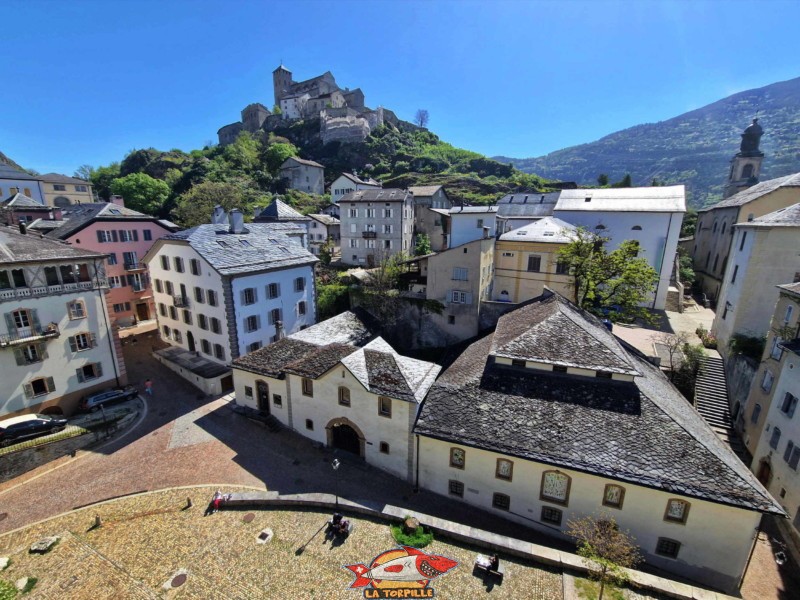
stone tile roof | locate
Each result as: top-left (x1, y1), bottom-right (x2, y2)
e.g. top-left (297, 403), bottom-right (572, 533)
top-left (0, 163), bottom-right (39, 181)
top-left (232, 338), bottom-right (318, 379)
top-left (415, 293), bottom-right (784, 515)
top-left (284, 343), bottom-right (357, 379)
top-left (498, 192), bottom-right (560, 218)
top-left (408, 185), bottom-right (443, 197)
top-left (1, 193), bottom-right (49, 209)
top-left (499, 217), bottom-right (577, 243)
top-left (556, 186), bottom-right (686, 213)
top-left (699, 173), bottom-right (800, 212)
top-left (340, 189), bottom-right (411, 203)
top-left (256, 198), bottom-right (311, 221)
top-left (778, 282), bottom-right (800, 296)
top-left (491, 293), bottom-right (641, 375)
top-left (340, 172), bottom-right (380, 186)
top-left (0, 225), bottom-right (105, 264)
top-left (342, 338), bottom-right (441, 403)
top-left (39, 173), bottom-right (91, 185)
top-left (738, 202), bottom-right (800, 227)
top-left (46, 202), bottom-right (155, 240)
top-left (307, 213), bottom-right (339, 226)
top-left (289, 309), bottom-right (377, 347)
top-left (282, 156), bottom-right (324, 169)
top-left (158, 223), bottom-right (316, 276)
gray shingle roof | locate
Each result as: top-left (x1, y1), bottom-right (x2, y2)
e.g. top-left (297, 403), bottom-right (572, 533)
top-left (45, 203), bottom-right (157, 240)
top-left (340, 189), bottom-right (411, 203)
top-left (38, 173), bottom-right (91, 185)
top-left (0, 163), bottom-right (39, 181)
top-left (340, 172), bottom-right (380, 186)
top-left (556, 186), bottom-right (686, 213)
top-left (778, 281), bottom-right (800, 296)
top-left (256, 198), bottom-right (311, 221)
top-left (738, 202), bottom-right (800, 227)
top-left (498, 192), bottom-right (560, 218)
top-left (289, 309), bottom-right (377, 346)
top-left (414, 292), bottom-right (784, 515)
top-left (1, 193), bottom-right (49, 209)
top-left (408, 185), bottom-right (443, 198)
top-left (158, 223), bottom-right (316, 276)
top-left (699, 173), bottom-right (800, 212)
top-left (285, 343), bottom-right (358, 379)
top-left (282, 156), bottom-right (324, 169)
top-left (0, 225), bottom-right (105, 264)
top-left (498, 217), bottom-right (577, 243)
top-left (308, 213), bottom-right (339, 226)
top-left (232, 338), bottom-right (318, 379)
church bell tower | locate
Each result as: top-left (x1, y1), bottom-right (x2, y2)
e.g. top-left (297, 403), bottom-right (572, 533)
top-left (273, 64), bottom-right (293, 108)
top-left (723, 118), bottom-right (764, 199)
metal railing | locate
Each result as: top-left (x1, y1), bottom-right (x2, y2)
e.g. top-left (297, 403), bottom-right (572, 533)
top-left (173, 295), bottom-right (189, 308)
top-left (0, 323), bottom-right (60, 347)
top-left (362, 231), bottom-right (377, 239)
top-left (124, 262), bottom-right (147, 271)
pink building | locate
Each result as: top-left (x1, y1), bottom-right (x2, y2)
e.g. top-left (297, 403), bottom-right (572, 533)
top-left (45, 197), bottom-right (177, 326)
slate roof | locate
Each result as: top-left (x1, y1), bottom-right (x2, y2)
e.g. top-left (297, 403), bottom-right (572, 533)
top-left (285, 343), bottom-right (358, 378)
top-left (499, 217), bottom-right (577, 243)
top-left (408, 185), bottom-right (443, 198)
top-left (155, 223), bottom-right (316, 276)
top-left (737, 202), bottom-right (800, 227)
top-left (0, 225), bottom-right (105, 264)
top-left (0, 163), bottom-right (39, 181)
top-left (555, 186), bottom-right (686, 213)
top-left (39, 173), bottom-right (91, 185)
top-left (289, 309), bottom-right (377, 347)
top-left (256, 198), bottom-right (311, 221)
top-left (46, 202), bottom-right (159, 240)
top-left (341, 337), bottom-right (441, 403)
top-left (282, 156), bottom-right (324, 169)
top-left (414, 292), bottom-right (784, 515)
top-left (778, 282), bottom-right (800, 297)
top-left (1, 193), bottom-right (48, 209)
top-left (340, 189), bottom-right (411, 203)
top-left (699, 173), bottom-right (800, 212)
top-left (339, 172), bottom-right (380, 187)
top-left (232, 338), bottom-right (318, 379)
top-left (498, 192), bottom-right (560, 218)
top-left (308, 213), bottom-right (339, 227)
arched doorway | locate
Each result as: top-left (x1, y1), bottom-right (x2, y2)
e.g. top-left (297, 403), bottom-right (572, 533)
top-left (756, 459), bottom-right (772, 486)
top-left (54, 196), bottom-right (72, 208)
top-left (326, 418), bottom-right (365, 457)
top-left (187, 331), bottom-right (196, 353)
top-left (256, 380), bottom-right (270, 415)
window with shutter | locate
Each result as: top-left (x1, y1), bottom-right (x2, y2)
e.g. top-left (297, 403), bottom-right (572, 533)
top-left (770, 427), bottom-right (782, 449)
top-left (784, 441), bottom-right (795, 463)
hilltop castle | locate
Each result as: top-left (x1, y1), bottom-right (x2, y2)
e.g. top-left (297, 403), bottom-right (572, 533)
top-left (218, 65), bottom-right (403, 146)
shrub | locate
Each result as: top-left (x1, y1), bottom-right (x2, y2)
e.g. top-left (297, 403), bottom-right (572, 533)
top-left (0, 580), bottom-right (16, 600)
top-left (21, 578), bottom-right (37, 594)
top-left (390, 520), bottom-right (434, 548)
top-left (728, 334), bottom-right (765, 361)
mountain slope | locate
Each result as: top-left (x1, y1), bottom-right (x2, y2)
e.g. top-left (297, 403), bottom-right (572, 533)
top-left (495, 76), bottom-right (800, 207)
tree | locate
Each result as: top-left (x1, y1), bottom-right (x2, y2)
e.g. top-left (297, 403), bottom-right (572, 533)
top-left (558, 228), bottom-right (659, 322)
top-left (262, 142), bottom-right (298, 173)
top-left (413, 109), bottom-right (430, 128)
top-left (109, 172), bottom-right (170, 215)
top-left (597, 174), bottom-right (609, 186)
top-left (680, 208), bottom-right (697, 238)
top-left (172, 181), bottom-right (266, 228)
top-left (272, 104), bottom-right (282, 115)
top-left (611, 173), bottom-right (632, 188)
top-left (74, 164), bottom-right (93, 181)
top-left (567, 513), bottom-right (641, 600)
top-left (319, 237), bottom-right (335, 266)
top-left (415, 233), bottom-right (432, 256)
top-left (89, 162), bottom-right (121, 200)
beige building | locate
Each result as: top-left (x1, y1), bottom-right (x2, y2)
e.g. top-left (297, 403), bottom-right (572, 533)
top-left (712, 203), bottom-right (800, 359)
top-left (39, 173), bottom-right (94, 207)
top-left (693, 173), bottom-right (800, 302)
top-left (279, 157), bottom-right (325, 195)
top-left (403, 237), bottom-right (494, 343)
top-left (409, 186), bottom-right (451, 252)
top-left (493, 217), bottom-right (576, 303)
top-left (739, 283), bottom-right (800, 458)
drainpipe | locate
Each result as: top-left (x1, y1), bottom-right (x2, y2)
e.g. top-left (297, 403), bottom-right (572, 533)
top-left (94, 258), bottom-right (121, 387)
top-left (740, 520), bottom-right (762, 589)
top-left (414, 434), bottom-right (420, 492)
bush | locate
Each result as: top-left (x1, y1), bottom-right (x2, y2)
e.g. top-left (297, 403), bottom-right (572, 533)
top-left (0, 580), bottom-right (16, 600)
top-left (728, 334), bottom-right (765, 361)
top-left (390, 521), bottom-right (434, 548)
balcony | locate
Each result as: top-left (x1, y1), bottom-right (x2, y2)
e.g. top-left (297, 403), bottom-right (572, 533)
top-left (362, 231), bottom-right (377, 239)
top-left (0, 281), bottom-right (101, 300)
top-left (0, 323), bottom-right (60, 347)
top-left (124, 262), bottom-right (147, 271)
top-left (173, 295), bottom-right (190, 308)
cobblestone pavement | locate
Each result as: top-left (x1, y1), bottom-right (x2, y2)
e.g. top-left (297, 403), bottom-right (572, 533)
top-left (0, 486), bottom-right (563, 599)
top-left (0, 327), bottom-right (787, 599)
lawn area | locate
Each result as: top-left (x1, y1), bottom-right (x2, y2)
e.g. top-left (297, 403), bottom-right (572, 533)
top-left (0, 486), bottom-right (564, 599)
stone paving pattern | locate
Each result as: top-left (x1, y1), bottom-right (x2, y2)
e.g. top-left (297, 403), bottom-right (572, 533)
top-left (0, 487), bottom-right (563, 599)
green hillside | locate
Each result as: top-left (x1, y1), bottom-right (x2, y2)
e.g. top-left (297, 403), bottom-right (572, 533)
top-left (495, 76), bottom-right (800, 208)
top-left (83, 119), bottom-right (553, 227)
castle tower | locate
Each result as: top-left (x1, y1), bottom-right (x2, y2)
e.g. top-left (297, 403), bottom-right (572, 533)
top-left (273, 64), bottom-right (293, 108)
top-left (241, 103), bottom-right (270, 132)
top-left (723, 118), bottom-right (764, 198)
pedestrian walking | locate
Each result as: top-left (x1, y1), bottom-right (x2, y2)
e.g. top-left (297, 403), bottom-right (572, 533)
top-left (144, 378), bottom-right (153, 396)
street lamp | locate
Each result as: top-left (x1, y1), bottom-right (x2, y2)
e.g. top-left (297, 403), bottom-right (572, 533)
top-left (332, 458), bottom-right (341, 509)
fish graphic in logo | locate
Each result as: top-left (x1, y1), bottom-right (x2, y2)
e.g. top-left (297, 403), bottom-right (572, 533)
top-left (344, 545), bottom-right (457, 597)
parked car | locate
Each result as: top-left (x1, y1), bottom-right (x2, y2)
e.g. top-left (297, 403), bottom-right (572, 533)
top-left (0, 414), bottom-right (68, 447)
top-left (79, 386), bottom-right (139, 412)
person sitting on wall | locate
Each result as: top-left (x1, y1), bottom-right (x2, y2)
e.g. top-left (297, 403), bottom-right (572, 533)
top-left (489, 554), bottom-right (500, 571)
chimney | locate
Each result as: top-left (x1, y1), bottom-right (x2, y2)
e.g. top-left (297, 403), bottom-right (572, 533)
top-left (110, 195), bottom-right (125, 207)
top-left (212, 205), bottom-right (227, 225)
top-left (275, 320), bottom-right (285, 340)
top-left (228, 208), bottom-right (244, 234)
top-left (51, 207), bottom-right (63, 221)
top-left (18, 220), bottom-right (27, 235)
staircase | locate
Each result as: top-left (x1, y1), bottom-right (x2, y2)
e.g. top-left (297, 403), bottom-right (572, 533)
top-left (694, 355), bottom-right (747, 460)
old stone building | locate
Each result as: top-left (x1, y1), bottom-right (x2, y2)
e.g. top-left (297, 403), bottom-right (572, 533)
top-left (339, 189), bottom-right (414, 266)
top-left (279, 157), bottom-right (325, 195)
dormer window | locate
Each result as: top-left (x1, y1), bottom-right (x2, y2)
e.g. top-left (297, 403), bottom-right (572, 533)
top-left (596, 371), bottom-right (613, 379)
top-left (553, 365), bottom-right (567, 373)
top-left (511, 359), bottom-right (526, 368)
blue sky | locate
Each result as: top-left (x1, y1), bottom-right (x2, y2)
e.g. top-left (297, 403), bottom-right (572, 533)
top-left (2, 0), bottom-right (799, 175)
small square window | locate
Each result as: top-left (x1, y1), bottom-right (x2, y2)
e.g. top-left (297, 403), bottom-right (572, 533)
top-left (378, 396), bottom-right (391, 417)
top-left (655, 538), bottom-right (681, 559)
top-left (496, 458), bottom-right (513, 481)
top-left (244, 386), bottom-right (253, 398)
top-left (450, 447), bottom-right (465, 469)
top-left (492, 493), bottom-right (510, 511)
top-left (664, 499), bottom-right (690, 524)
top-left (553, 365), bottom-right (567, 373)
top-left (596, 371), bottom-right (613, 379)
top-left (379, 442), bottom-right (390, 454)
top-left (447, 315), bottom-right (455, 325)
top-left (541, 505), bottom-right (562, 525)
top-left (302, 378), bottom-right (313, 397)
top-left (338, 387), bottom-right (350, 406)
top-left (448, 480), bottom-right (464, 497)
top-left (511, 359), bottom-right (526, 368)
top-left (305, 419), bottom-right (314, 430)
top-left (603, 484), bottom-right (625, 509)
top-left (273, 393), bottom-right (283, 407)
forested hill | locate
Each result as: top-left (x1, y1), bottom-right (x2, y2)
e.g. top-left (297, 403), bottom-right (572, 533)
top-left (494, 76), bottom-right (800, 208)
top-left (60, 120), bottom-right (552, 228)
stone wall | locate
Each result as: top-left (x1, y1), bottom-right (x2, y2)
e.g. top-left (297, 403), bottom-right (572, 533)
top-left (320, 115), bottom-right (371, 145)
top-left (479, 300), bottom-right (519, 331)
top-left (725, 353), bottom-right (757, 415)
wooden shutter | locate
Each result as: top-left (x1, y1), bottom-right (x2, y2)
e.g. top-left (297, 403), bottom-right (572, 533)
top-left (23, 383), bottom-right (33, 398)
top-left (465, 292), bottom-right (473, 305)
top-left (69, 336), bottom-right (78, 352)
top-left (111, 230), bottom-right (118, 242)
top-left (95, 362), bottom-right (103, 377)
top-left (45, 376), bottom-right (55, 392)
top-left (76, 367), bottom-right (85, 383)
top-left (97, 230), bottom-right (105, 243)
top-left (38, 343), bottom-right (48, 360)
top-left (30, 309), bottom-right (41, 330)
top-left (4, 312), bottom-right (16, 335)
top-left (89, 332), bottom-right (97, 347)
top-left (13, 347), bottom-right (25, 365)
top-left (133, 230), bottom-right (139, 241)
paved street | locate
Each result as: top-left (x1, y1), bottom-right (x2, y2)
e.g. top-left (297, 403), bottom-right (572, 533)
top-left (0, 324), bottom-right (797, 598)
